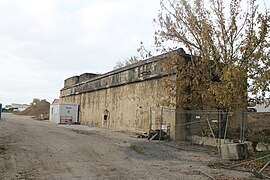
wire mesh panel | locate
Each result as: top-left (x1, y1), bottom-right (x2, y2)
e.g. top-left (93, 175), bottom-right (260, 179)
top-left (149, 108), bottom-right (252, 149)
top-left (246, 112), bottom-right (270, 151)
top-left (224, 112), bottom-right (247, 142)
top-left (173, 110), bottom-right (228, 148)
top-left (149, 107), bottom-right (174, 140)
top-left (162, 109), bottom-right (246, 151)
top-left (149, 107), bottom-right (161, 131)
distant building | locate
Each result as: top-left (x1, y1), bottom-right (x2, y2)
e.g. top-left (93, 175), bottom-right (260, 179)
top-left (5, 105), bottom-right (12, 109)
top-left (248, 98), bottom-right (270, 112)
top-left (255, 103), bottom-right (270, 112)
top-left (10, 103), bottom-right (29, 112)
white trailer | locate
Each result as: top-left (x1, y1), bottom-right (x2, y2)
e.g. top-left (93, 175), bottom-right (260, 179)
top-left (49, 103), bottom-right (79, 124)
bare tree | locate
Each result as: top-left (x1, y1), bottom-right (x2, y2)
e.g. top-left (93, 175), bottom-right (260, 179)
top-left (113, 55), bottom-right (139, 70)
top-left (137, 41), bottom-right (152, 59)
top-left (113, 42), bottom-right (152, 70)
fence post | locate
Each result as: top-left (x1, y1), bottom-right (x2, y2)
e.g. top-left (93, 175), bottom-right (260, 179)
top-left (159, 107), bottom-right (163, 142)
top-left (242, 112), bottom-right (246, 142)
top-left (218, 110), bottom-right (221, 150)
top-left (240, 112), bottom-right (245, 142)
top-left (149, 107), bottom-right (152, 138)
top-left (206, 117), bottom-right (220, 152)
top-left (223, 114), bottom-right (229, 142)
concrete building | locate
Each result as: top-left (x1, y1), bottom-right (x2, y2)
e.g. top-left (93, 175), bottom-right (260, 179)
top-left (60, 49), bottom-right (192, 140)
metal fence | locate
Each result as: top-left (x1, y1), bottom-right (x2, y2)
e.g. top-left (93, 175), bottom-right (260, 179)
top-left (245, 112), bottom-right (270, 151)
top-left (150, 107), bottom-right (269, 150)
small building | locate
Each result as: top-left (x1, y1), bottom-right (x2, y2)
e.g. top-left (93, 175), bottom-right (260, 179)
top-left (49, 100), bottom-right (79, 124)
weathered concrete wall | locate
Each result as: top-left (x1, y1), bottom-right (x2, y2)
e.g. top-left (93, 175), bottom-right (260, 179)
top-left (61, 78), bottom-right (176, 137)
top-left (79, 73), bottom-right (99, 83)
top-left (60, 56), bottom-right (165, 97)
top-left (64, 76), bottom-right (79, 88)
top-left (60, 50), bottom-right (190, 140)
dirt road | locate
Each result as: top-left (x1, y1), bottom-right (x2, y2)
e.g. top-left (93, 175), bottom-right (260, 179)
top-left (0, 113), bottom-right (252, 180)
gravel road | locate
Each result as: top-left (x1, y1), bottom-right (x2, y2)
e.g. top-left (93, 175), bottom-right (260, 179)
top-left (0, 113), bottom-right (252, 180)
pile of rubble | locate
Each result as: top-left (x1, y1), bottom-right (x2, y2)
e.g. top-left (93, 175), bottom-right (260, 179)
top-left (17, 100), bottom-right (50, 120)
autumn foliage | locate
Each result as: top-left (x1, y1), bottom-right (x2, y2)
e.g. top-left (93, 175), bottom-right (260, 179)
top-left (155, 0), bottom-right (270, 112)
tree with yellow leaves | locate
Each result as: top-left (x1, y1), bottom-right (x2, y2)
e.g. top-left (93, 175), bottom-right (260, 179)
top-left (155, 0), bottom-right (270, 112)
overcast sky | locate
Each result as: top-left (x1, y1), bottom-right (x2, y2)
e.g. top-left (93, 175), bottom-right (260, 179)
top-left (0, 0), bottom-right (269, 107)
top-left (0, 0), bottom-right (160, 106)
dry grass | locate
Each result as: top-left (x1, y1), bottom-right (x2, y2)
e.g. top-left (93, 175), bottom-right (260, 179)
top-left (129, 144), bottom-right (145, 154)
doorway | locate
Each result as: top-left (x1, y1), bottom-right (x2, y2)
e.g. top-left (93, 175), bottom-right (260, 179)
top-left (103, 109), bottom-right (110, 126)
